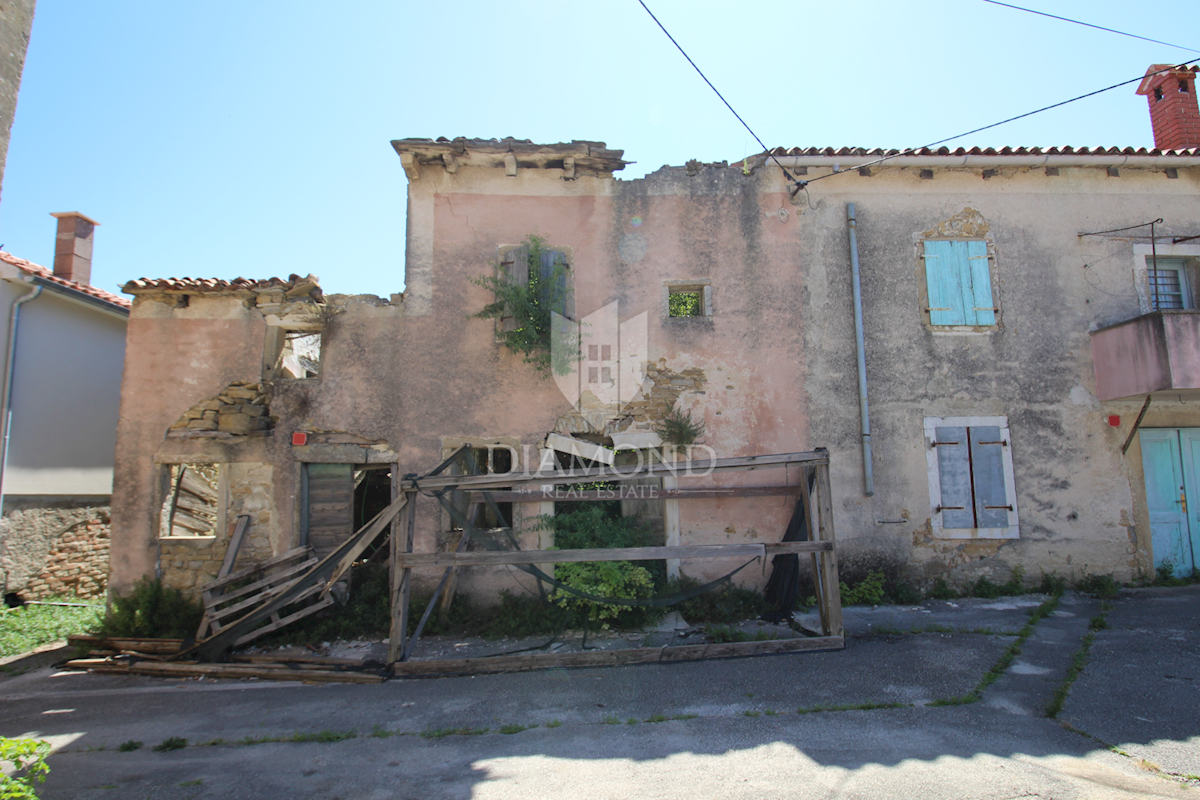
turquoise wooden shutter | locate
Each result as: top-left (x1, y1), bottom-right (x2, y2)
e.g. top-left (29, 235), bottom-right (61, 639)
top-left (969, 426), bottom-right (1009, 528)
top-left (967, 240), bottom-right (995, 325)
top-left (925, 240), bottom-right (993, 326)
top-left (935, 426), bottom-right (974, 528)
top-left (924, 241), bottom-right (966, 325)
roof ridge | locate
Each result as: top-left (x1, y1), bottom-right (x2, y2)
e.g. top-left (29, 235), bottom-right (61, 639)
top-left (0, 250), bottom-right (130, 309)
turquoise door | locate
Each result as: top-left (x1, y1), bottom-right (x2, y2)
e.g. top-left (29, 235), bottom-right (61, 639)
top-left (1139, 429), bottom-right (1199, 575)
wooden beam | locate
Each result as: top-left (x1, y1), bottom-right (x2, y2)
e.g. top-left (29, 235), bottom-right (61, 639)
top-left (395, 541), bottom-right (830, 570)
top-left (387, 491), bottom-right (416, 664)
top-left (393, 635), bottom-right (844, 677)
top-left (469, 485), bottom-right (801, 503)
top-left (404, 451), bottom-right (828, 492)
top-left (815, 461), bottom-right (843, 638)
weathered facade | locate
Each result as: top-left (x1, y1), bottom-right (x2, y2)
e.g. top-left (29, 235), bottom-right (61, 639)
top-left (110, 65), bottom-right (1200, 600)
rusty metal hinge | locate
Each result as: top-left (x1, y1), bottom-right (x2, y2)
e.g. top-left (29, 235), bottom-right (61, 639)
top-left (935, 505), bottom-right (965, 513)
top-left (983, 505), bottom-right (1014, 511)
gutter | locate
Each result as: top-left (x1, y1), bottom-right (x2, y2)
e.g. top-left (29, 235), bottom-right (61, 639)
top-left (772, 154), bottom-right (1200, 169)
top-left (0, 283), bottom-right (44, 509)
top-left (28, 275), bottom-right (129, 318)
top-left (846, 204), bottom-right (873, 497)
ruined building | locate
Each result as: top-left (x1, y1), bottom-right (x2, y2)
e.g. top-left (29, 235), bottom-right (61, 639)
top-left (110, 64), bottom-right (1200, 601)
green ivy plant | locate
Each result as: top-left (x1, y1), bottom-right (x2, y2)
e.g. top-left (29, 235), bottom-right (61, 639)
top-left (472, 234), bottom-right (574, 375)
top-left (1, 738), bottom-right (51, 800)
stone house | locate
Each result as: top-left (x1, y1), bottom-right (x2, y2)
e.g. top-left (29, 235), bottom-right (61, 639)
top-left (109, 64), bottom-right (1200, 602)
top-left (0, 213), bottom-right (129, 601)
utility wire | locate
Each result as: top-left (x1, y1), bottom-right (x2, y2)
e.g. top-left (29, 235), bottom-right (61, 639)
top-left (636, 0), bottom-right (799, 186)
top-left (981, 0), bottom-right (1199, 53)
top-left (799, 59), bottom-right (1200, 187)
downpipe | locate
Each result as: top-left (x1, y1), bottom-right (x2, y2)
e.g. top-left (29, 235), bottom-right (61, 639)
top-left (0, 282), bottom-right (43, 510)
top-left (846, 204), bottom-right (873, 496)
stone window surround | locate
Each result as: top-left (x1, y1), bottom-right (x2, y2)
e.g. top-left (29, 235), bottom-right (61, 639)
top-left (916, 238), bottom-right (1002, 334)
top-left (1133, 243), bottom-right (1200, 314)
top-left (924, 415), bottom-right (1020, 540)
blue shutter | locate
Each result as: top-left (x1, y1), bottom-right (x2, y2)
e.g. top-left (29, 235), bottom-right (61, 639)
top-left (935, 426), bottom-right (975, 528)
top-left (924, 241), bottom-right (966, 325)
top-left (925, 240), bottom-right (993, 326)
top-left (967, 240), bottom-right (995, 325)
top-left (969, 426), bottom-right (1009, 528)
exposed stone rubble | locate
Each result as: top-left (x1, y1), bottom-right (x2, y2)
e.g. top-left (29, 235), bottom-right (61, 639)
top-left (168, 382), bottom-right (274, 438)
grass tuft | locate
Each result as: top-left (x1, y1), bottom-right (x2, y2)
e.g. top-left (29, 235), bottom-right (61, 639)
top-left (289, 729), bottom-right (356, 743)
top-left (117, 740), bottom-right (143, 752)
top-left (152, 737), bottom-right (187, 753)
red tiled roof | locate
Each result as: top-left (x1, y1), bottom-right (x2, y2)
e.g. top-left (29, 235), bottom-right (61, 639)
top-left (123, 274), bottom-right (323, 300)
top-left (0, 250), bottom-right (130, 310)
top-left (767, 145), bottom-right (1200, 157)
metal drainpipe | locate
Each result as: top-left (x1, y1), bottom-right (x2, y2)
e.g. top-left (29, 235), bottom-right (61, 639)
top-left (0, 283), bottom-right (44, 511)
top-left (846, 204), bottom-right (873, 496)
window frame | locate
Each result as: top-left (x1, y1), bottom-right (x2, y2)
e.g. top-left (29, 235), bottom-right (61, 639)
top-left (924, 415), bottom-right (1020, 539)
top-left (918, 238), bottom-right (1001, 332)
top-left (1132, 244), bottom-right (1200, 313)
top-left (157, 461), bottom-right (226, 539)
top-left (663, 279), bottom-right (713, 320)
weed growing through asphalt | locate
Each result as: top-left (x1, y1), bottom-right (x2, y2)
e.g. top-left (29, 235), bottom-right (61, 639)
top-left (929, 591), bottom-right (1063, 706)
top-left (420, 727), bottom-right (489, 741)
top-left (603, 715), bottom-right (620, 725)
top-left (545, 720), bottom-right (562, 728)
top-left (498, 724), bottom-right (532, 735)
top-left (764, 709), bottom-right (779, 716)
top-left (796, 702), bottom-right (912, 714)
top-left (117, 740), bottom-right (142, 752)
top-left (645, 714), bottom-right (668, 724)
top-left (626, 718), bottom-right (639, 725)
top-left (290, 730), bottom-right (356, 743)
top-left (743, 710), bottom-right (760, 717)
top-left (669, 714), bottom-right (698, 721)
top-left (152, 737), bottom-right (187, 752)
top-left (179, 779), bottom-right (203, 787)
top-left (1046, 602), bottom-right (1110, 718)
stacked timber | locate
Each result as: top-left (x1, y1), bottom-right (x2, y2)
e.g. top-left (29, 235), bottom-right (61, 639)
top-left (166, 466), bottom-right (218, 537)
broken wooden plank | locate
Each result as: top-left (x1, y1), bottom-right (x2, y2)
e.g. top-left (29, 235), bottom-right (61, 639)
top-left (395, 541), bottom-right (831, 570)
top-left (204, 556), bottom-right (320, 612)
top-left (68, 659), bottom-right (384, 684)
top-left (210, 580), bottom-right (326, 632)
top-left (232, 594), bottom-right (334, 646)
top-left (405, 451), bottom-right (828, 492)
top-left (393, 636), bottom-right (845, 677)
top-left (201, 547), bottom-right (314, 594)
top-left (218, 516), bottom-right (251, 580)
top-left (66, 636), bottom-right (184, 655)
top-left (230, 654), bottom-right (365, 667)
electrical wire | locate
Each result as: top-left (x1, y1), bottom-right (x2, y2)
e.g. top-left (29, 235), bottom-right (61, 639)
top-left (636, 0), bottom-right (800, 187)
top-left (799, 59), bottom-right (1200, 187)
top-left (981, 0), bottom-right (1200, 53)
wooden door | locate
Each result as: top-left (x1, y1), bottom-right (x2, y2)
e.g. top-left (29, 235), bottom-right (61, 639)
top-left (1139, 430), bottom-right (1195, 574)
top-left (305, 463), bottom-right (353, 560)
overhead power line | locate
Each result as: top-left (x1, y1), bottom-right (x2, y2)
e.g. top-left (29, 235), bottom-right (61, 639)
top-left (799, 59), bottom-right (1200, 187)
top-left (636, 0), bottom-right (799, 184)
top-left (981, 0), bottom-right (1199, 53)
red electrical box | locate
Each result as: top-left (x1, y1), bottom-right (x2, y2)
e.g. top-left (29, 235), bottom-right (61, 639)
top-left (291, 431), bottom-right (309, 446)
top-left (1108, 415), bottom-right (1121, 428)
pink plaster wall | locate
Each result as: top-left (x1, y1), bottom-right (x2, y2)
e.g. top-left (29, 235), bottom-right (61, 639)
top-left (1091, 311), bottom-right (1200, 401)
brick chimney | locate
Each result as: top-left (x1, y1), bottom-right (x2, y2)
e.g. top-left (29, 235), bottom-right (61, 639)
top-left (49, 211), bottom-right (100, 286)
top-left (1136, 64), bottom-right (1200, 151)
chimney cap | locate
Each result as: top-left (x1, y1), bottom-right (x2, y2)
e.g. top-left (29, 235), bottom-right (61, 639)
top-left (49, 211), bottom-right (101, 226)
top-left (1136, 64), bottom-right (1199, 96)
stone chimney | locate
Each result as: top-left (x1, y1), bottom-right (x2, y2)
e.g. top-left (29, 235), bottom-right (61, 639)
top-left (49, 211), bottom-right (100, 286)
top-left (1136, 64), bottom-right (1200, 151)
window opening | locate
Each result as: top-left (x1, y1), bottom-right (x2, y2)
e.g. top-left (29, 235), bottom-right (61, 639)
top-left (669, 290), bottom-right (702, 317)
top-left (160, 463), bottom-right (220, 538)
top-left (665, 281), bottom-right (712, 318)
top-left (1149, 258), bottom-right (1192, 310)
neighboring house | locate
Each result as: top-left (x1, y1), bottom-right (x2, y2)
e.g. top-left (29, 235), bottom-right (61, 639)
top-left (109, 65), bottom-right (1200, 603)
top-left (0, 212), bottom-right (129, 600)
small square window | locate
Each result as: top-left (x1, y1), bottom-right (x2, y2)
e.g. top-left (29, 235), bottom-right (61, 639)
top-left (663, 280), bottom-right (713, 318)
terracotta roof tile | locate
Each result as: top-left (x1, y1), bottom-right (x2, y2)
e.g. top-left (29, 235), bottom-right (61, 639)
top-left (767, 145), bottom-right (1199, 157)
top-left (0, 250), bottom-right (130, 310)
top-left (122, 274), bottom-right (323, 301)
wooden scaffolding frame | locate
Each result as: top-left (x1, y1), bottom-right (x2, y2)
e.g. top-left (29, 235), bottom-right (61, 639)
top-left (386, 448), bottom-right (844, 677)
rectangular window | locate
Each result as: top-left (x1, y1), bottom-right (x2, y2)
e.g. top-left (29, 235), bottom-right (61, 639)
top-left (160, 463), bottom-right (222, 538)
top-left (925, 416), bottom-right (1019, 538)
top-left (664, 280), bottom-right (713, 318)
top-left (499, 243), bottom-right (574, 330)
top-left (1148, 258), bottom-right (1193, 310)
top-left (922, 240), bottom-right (996, 326)
top-left (265, 327), bottom-right (322, 380)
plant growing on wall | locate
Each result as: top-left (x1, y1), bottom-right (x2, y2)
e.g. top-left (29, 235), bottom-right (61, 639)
top-left (472, 234), bottom-right (575, 375)
top-left (654, 408), bottom-right (705, 449)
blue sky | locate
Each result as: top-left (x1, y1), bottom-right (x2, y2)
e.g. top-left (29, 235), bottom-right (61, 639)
top-left (0, 0), bottom-right (1196, 298)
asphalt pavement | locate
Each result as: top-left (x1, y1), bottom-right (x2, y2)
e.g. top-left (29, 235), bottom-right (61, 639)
top-left (1, 587), bottom-right (1196, 799)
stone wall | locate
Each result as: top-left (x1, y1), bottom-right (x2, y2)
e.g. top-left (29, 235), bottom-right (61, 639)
top-left (168, 381), bottom-right (273, 437)
top-left (1, 507), bottom-right (111, 600)
top-left (160, 462), bottom-right (278, 600)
